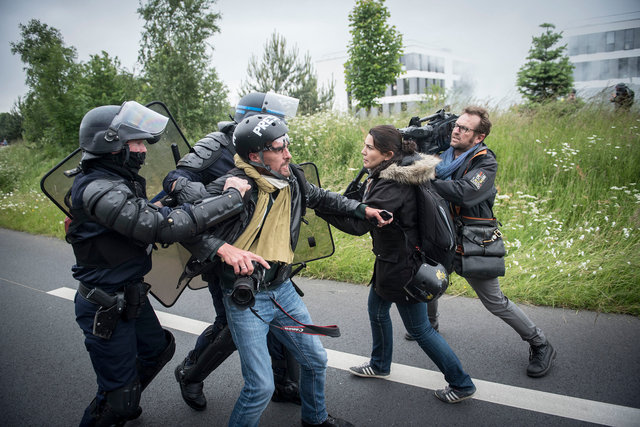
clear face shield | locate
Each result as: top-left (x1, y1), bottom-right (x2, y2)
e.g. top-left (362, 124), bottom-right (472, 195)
top-left (105, 101), bottom-right (169, 143)
top-left (261, 92), bottom-right (299, 119)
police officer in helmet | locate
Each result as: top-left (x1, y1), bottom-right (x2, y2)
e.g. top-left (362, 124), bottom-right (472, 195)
top-left (69, 101), bottom-right (249, 426)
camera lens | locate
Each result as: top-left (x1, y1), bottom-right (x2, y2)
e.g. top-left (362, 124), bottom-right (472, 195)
top-left (231, 276), bottom-right (256, 308)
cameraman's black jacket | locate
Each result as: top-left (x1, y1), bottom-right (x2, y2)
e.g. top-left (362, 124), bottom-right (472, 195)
top-left (181, 163), bottom-right (367, 285)
top-left (431, 142), bottom-right (497, 220)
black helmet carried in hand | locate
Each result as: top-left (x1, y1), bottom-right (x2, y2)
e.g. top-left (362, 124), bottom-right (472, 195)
top-left (233, 114), bottom-right (289, 161)
top-left (403, 258), bottom-right (449, 303)
top-left (79, 101), bottom-right (168, 162)
top-left (234, 92), bottom-right (299, 123)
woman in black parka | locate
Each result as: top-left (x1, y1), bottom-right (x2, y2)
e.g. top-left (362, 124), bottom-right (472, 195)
top-left (319, 125), bottom-right (476, 403)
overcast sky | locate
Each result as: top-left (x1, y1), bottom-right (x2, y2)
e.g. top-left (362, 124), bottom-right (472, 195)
top-left (1, 0), bottom-right (638, 112)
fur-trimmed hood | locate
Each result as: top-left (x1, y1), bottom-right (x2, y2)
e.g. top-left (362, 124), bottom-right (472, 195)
top-left (378, 153), bottom-right (440, 185)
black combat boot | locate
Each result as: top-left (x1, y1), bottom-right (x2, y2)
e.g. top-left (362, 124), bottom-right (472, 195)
top-left (526, 341), bottom-right (557, 377)
top-left (174, 360), bottom-right (207, 411)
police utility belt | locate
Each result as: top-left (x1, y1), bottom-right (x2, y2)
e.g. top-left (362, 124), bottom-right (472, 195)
top-left (78, 281), bottom-right (151, 340)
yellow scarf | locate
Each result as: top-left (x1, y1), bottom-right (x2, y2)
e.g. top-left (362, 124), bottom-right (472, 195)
top-left (232, 155), bottom-right (294, 264)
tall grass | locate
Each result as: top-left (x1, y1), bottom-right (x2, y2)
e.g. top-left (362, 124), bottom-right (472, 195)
top-left (1, 103), bottom-right (638, 314)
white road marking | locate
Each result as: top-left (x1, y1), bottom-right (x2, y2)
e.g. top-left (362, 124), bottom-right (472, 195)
top-left (48, 286), bottom-right (640, 427)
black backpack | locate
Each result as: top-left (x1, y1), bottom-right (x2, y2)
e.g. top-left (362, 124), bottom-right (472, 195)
top-left (414, 181), bottom-right (456, 273)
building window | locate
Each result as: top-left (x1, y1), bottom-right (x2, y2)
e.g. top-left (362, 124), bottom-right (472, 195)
top-left (624, 29), bottom-right (634, 50)
top-left (568, 35), bottom-right (579, 55)
top-left (418, 78), bottom-right (426, 93)
top-left (409, 77), bottom-right (418, 94)
top-left (619, 57), bottom-right (629, 78)
top-left (399, 78), bottom-right (409, 95)
top-left (403, 53), bottom-right (421, 71)
top-left (605, 31), bottom-right (615, 52)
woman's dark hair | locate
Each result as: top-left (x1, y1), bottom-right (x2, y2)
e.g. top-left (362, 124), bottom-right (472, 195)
top-left (369, 125), bottom-right (417, 167)
top-left (369, 125), bottom-right (418, 162)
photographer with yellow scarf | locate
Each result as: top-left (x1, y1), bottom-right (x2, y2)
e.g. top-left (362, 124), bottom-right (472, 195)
top-left (183, 114), bottom-right (390, 427)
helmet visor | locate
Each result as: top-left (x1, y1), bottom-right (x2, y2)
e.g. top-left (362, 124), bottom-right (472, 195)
top-left (262, 93), bottom-right (299, 118)
top-left (107, 101), bottom-right (169, 141)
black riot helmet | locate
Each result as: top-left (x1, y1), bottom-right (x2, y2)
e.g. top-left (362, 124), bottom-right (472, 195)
top-left (79, 101), bottom-right (169, 163)
top-left (615, 83), bottom-right (630, 95)
top-left (233, 114), bottom-right (290, 178)
top-left (403, 258), bottom-right (449, 303)
top-left (234, 92), bottom-right (299, 123)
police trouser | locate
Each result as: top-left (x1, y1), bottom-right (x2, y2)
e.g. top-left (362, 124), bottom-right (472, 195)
top-left (75, 289), bottom-right (170, 403)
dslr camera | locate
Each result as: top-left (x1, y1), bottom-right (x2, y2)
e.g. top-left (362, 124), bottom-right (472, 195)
top-left (231, 262), bottom-right (265, 309)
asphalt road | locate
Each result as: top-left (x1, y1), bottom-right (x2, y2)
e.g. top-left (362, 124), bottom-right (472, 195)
top-left (1, 228), bottom-right (639, 427)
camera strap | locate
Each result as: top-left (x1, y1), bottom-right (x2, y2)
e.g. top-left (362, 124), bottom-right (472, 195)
top-left (248, 296), bottom-right (341, 338)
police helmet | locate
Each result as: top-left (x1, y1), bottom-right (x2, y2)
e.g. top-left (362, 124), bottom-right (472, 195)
top-left (234, 92), bottom-right (299, 123)
top-left (79, 101), bottom-right (169, 162)
top-left (403, 258), bottom-right (449, 303)
top-left (233, 114), bottom-right (289, 162)
top-left (615, 83), bottom-right (629, 94)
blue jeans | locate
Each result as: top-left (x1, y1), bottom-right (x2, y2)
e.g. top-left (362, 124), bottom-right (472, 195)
top-left (223, 280), bottom-right (328, 427)
top-left (367, 286), bottom-right (475, 391)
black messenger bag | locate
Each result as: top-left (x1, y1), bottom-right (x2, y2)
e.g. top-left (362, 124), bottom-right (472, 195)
top-left (455, 216), bottom-right (506, 279)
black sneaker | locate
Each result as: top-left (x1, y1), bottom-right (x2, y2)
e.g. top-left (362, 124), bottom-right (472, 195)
top-left (301, 415), bottom-right (355, 426)
top-left (527, 341), bottom-right (557, 378)
top-left (348, 362), bottom-right (389, 378)
top-left (434, 385), bottom-right (476, 403)
top-left (174, 362), bottom-right (207, 411)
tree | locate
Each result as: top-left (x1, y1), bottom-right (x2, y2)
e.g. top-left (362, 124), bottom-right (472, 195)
top-left (344, 0), bottom-right (403, 112)
top-left (517, 23), bottom-right (574, 103)
top-left (78, 51), bottom-right (144, 109)
top-left (239, 31), bottom-right (334, 115)
top-left (10, 19), bottom-right (84, 147)
top-left (138, 0), bottom-right (229, 136)
top-left (0, 109), bottom-right (23, 141)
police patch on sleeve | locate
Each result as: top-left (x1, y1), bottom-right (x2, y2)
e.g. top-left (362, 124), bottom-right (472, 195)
top-left (470, 171), bottom-right (487, 190)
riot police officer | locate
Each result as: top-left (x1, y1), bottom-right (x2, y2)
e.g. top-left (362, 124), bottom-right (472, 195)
top-left (610, 83), bottom-right (635, 111)
top-left (68, 101), bottom-right (249, 426)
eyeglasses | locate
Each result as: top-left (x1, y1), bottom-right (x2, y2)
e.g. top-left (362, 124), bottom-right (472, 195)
top-left (263, 136), bottom-right (291, 153)
top-left (452, 123), bottom-right (477, 134)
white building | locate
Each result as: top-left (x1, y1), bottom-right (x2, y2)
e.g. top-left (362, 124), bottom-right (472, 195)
top-left (315, 44), bottom-right (472, 113)
top-left (564, 12), bottom-right (640, 94)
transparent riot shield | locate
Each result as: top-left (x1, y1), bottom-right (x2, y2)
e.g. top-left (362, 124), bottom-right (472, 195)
top-left (142, 102), bottom-right (208, 305)
top-left (293, 162), bottom-right (335, 265)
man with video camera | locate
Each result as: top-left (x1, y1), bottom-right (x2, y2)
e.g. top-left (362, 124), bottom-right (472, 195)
top-left (181, 113), bottom-right (390, 426)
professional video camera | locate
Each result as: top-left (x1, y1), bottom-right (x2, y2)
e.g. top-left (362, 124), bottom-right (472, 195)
top-left (398, 108), bottom-right (458, 155)
top-left (343, 108), bottom-right (458, 200)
